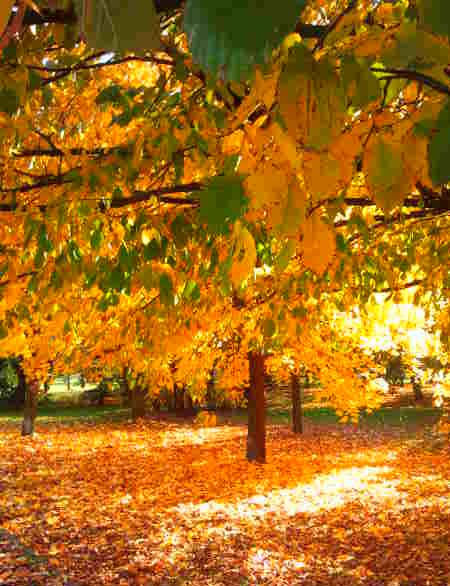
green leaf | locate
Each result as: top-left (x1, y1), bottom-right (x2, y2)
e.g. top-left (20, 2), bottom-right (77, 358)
top-left (199, 174), bottom-right (248, 234)
top-left (96, 84), bottom-right (123, 105)
top-left (428, 100), bottom-right (450, 185)
top-left (341, 57), bottom-right (381, 109)
top-left (0, 321), bottom-right (8, 340)
top-left (275, 239), bottom-right (296, 271)
top-left (262, 318), bottom-right (276, 338)
top-left (138, 264), bottom-right (154, 291)
top-left (184, 0), bottom-right (306, 80)
top-left (364, 136), bottom-right (406, 213)
top-left (74, 0), bottom-right (160, 54)
top-left (0, 87), bottom-right (20, 115)
top-left (109, 266), bottom-right (124, 291)
top-left (419, 0), bottom-right (450, 39)
top-left (90, 228), bottom-right (103, 250)
top-left (159, 273), bottom-right (174, 306)
top-left (182, 279), bottom-right (200, 301)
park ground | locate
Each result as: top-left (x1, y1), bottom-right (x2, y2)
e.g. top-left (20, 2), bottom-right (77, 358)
top-left (0, 406), bottom-right (449, 585)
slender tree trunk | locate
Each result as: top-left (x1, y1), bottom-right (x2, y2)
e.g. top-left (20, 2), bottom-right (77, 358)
top-left (120, 368), bottom-right (130, 406)
top-left (183, 391), bottom-right (195, 415)
top-left (412, 376), bottom-right (424, 402)
top-left (291, 373), bottom-right (303, 434)
top-left (21, 381), bottom-right (38, 436)
top-left (12, 364), bottom-right (27, 411)
top-left (131, 385), bottom-right (146, 421)
top-left (247, 351), bottom-right (266, 463)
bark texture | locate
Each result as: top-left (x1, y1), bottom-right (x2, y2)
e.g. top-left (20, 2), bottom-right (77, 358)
top-left (21, 381), bottom-right (38, 436)
top-left (247, 351), bottom-right (266, 463)
top-left (291, 373), bottom-right (303, 434)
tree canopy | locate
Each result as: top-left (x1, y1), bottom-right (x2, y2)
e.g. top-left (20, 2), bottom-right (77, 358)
top-left (0, 0), bottom-right (449, 430)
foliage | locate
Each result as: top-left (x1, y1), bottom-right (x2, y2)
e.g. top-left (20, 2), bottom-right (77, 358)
top-left (0, 0), bottom-right (450, 428)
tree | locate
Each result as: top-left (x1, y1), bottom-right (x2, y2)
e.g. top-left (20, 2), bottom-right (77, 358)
top-left (0, 1), bottom-right (450, 447)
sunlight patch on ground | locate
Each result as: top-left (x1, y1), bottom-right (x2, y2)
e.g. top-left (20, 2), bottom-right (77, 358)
top-left (172, 465), bottom-right (400, 525)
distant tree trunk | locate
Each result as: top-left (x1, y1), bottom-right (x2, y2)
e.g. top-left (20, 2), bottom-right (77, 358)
top-left (183, 391), bottom-right (195, 415)
top-left (291, 373), bottom-right (303, 434)
top-left (12, 364), bottom-right (27, 410)
top-left (412, 376), bottom-right (424, 402)
top-left (206, 375), bottom-right (216, 410)
top-left (131, 385), bottom-right (146, 421)
top-left (247, 351), bottom-right (266, 463)
top-left (174, 384), bottom-right (185, 412)
top-left (21, 381), bottom-right (38, 436)
top-left (120, 369), bottom-right (130, 406)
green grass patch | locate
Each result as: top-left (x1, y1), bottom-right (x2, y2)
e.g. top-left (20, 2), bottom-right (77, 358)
top-left (0, 405), bottom-right (129, 425)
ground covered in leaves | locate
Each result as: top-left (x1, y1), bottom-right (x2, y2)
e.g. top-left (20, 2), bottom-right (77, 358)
top-left (0, 417), bottom-right (449, 585)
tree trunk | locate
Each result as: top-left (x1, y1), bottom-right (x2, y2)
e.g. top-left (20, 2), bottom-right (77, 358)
top-left (412, 377), bottom-right (424, 402)
top-left (291, 373), bottom-right (303, 434)
top-left (12, 364), bottom-right (27, 410)
top-left (131, 385), bottom-right (146, 421)
top-left (21, 381), bottom-right (38, 436)
top-left (247, 351), bottom-right (266, 463)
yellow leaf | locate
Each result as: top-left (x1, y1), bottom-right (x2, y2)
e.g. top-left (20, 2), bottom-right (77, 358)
top-left (244, 162), bottom-right (289, 209)
top-left (271, 122), bottom-right (301, 171)
top-left (300, 213), bottom-right (336, 274)
top-left (303, 150), bottom-right (343, 202)
top-left (230, 223), bottom-right (257, 287)
top-left (0, 1), bottom-right (14, 36)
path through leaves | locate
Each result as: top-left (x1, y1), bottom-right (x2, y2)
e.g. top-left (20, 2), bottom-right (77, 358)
top-left (0, 419), bottom-right (449, 585)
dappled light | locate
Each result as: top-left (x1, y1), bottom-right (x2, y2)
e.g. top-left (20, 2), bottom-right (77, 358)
top-left (1, 419), bottom-right (449, 585)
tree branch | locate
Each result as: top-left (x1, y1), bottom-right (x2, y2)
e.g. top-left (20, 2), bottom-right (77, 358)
top-left (371, 67), bottom-right (450, 97)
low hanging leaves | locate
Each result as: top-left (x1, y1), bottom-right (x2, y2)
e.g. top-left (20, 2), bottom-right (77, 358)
top-left (0, 1), bottom-right (14, 38)
top-left (300, 213), bottom-right (336, 275)
top-left (74, 0), bottom-right (160, 53)
top-left (363, 135), bottom-right (408, 213)
top-left (184, 0), bottom-right (306, 80)
top-left (279, 45), bottom-right (346, 149)
top-left (419, 0), bottom-right (450, 40)
top-left (229, 222), bottom-right (257, 288)
top-left (428, 100), bottom-right (450, 186)
top-left (199, 175), bottom-right (248, 234)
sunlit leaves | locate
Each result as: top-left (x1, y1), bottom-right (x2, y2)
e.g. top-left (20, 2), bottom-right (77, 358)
top-left (300, 214), bottom-right (336, 275)
top-left (229, 222), bottom-right (257, 288)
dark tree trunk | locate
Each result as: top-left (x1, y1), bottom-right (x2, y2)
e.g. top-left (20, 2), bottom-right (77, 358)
top-left (291, 373), bottom-right (303, 434)
top-left (412, 377), bottom-right (424, 402)
top-left (12, 364), bottom-right (27, 410)
top-left (21, 381), bottom-right (38, 436)
top-left (120, 369), bottom-right (131, 406)
top-left (174, 384), bottom-right (185, 412)
top-left (183, 391), bottom-right (195, 415)
top-left (131, 386), bottom-right (146, 421)
top-left (247, 351), bottom-right (266, 463)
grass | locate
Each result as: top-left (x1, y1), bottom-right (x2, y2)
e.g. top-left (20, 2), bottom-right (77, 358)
top-left (0, 404), bottom-right (129, 425)
top-left (0, 400), bottom-right (442, 429)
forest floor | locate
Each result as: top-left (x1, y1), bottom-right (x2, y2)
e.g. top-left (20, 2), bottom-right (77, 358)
top-left (0, 414), bottom-right (449, 585)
